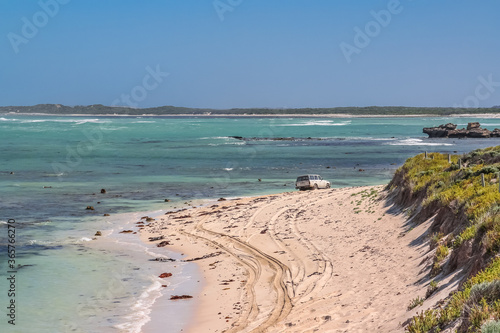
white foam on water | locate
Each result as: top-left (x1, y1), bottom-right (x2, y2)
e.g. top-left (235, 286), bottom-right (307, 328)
top-left (276, 120), bottom-right (352, 127)
top-left (388, 138), bottom-right (453, 146)
top-left (97, 209), bottom-right (198, 333)
top-left (18, 118), bottom-right (110, 124)
top-left (200, 136), bottom-right (231, 140)
top-left (114, 279), bottom-right (165, 333)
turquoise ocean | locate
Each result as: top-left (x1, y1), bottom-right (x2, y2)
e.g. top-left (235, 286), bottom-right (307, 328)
top-left (1, 114), bottom-right (500, 332)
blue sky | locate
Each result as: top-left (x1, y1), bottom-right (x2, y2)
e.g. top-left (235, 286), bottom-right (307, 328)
top-left (1, 0), bottom-right (499, 109)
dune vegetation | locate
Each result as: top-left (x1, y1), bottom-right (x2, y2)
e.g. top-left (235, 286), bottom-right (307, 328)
top-left (388, 146), bottom-right (500, 332)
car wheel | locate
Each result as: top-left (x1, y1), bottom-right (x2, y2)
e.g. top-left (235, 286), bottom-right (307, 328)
top-left (314, 184), bottom-right (319, 190)
top-left (326, 183), bottom-right (331, 188)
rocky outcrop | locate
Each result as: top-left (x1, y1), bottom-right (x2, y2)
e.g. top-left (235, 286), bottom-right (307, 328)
top-left (422, 123), bottom-right (457, 137)
top-left (423, 122), bottom-right (500, 138)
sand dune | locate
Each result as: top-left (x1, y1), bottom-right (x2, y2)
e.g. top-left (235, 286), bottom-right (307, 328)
top-left (141, 186), bottom-right (434, 332)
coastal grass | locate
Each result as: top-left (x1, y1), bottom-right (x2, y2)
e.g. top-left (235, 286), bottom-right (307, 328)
top-left (408, 296), bottom-right (425, 311)
top-left (394, 146), bottom-right (500, 332)
top-left (431, 245), bottom-right (449, 277)
top-left (426, 280), bottom-right (439, 298)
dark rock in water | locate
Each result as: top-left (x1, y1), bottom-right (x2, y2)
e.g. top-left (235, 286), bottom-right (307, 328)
top-left (148, 236), bottom-right (165, 242)
top-left (491, 129), bottom-right (500, 137)
top-left (103, 214), bottom-right (110, 216)
top-left (86, 206), bottom-right (94, 210)
top-left (159, 272), bottom-right (172, 278)
top-left (164, 199), bottom-right (170, 202)
top-left (218, 197), bottom-right (226, 201)
top-left (424, 122), bottom-right (494, 138)
top-left (119, 230), bottom-right (134, 234)
top-left (100, 188), bottom-right (106, 194)
top-left (95, 231), bottom-right (102, 236)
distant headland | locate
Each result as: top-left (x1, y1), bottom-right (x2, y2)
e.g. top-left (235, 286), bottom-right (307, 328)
top-left (1, 104), bottom-right (500, 116)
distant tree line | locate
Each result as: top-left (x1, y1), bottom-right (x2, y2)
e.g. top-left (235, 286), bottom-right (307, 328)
top-left (1, 104), bottom-right (499, 116)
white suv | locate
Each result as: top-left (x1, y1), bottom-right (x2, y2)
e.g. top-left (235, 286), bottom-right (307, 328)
top-left (295, 175), bottom-right (331, 190)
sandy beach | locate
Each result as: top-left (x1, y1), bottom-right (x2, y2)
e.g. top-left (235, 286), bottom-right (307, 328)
top-left (141, 186), bottom-right (437, 332)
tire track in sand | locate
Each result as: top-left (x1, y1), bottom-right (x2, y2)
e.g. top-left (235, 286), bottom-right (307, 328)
top-left (180, 209), bottom-right (293, 333)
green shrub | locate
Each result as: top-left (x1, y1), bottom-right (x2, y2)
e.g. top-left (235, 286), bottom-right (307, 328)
top-left (430, 232), bottom-right (444, 249)
top-left (470, 298), bottom-right (491, 329)
top-left (426, 280), bottom-right (439, 298)
top-left (435, 245), bottom-right (449, 262)
top-left (481, 320), bottom-right (500, 333)
top-left (406, 309), bottom-right (439, 333)
top-left (453, 225), bottom-right (477, 248)
top-left (408, 296), bottom-right (425, 310)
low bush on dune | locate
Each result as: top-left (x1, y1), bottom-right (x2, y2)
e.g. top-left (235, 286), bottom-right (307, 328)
top-left (387, 146), bottom-right (500, 332)
top-left (482, 320), bottom-right (500, 333)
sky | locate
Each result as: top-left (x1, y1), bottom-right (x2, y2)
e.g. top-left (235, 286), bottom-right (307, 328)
top-left (1, 0), bottom-right (500, 109)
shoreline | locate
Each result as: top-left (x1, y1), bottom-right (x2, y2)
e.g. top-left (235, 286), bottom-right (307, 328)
top-left (3, 112), bottom-right (500, 118)
top-left (140, 185), bottom-right (436, 332)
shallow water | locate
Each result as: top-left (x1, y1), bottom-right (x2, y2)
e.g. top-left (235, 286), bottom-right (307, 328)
top-left (1, 114), bottom-right (500, 332)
